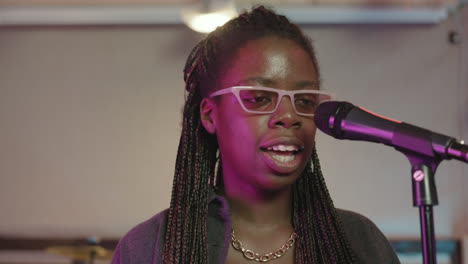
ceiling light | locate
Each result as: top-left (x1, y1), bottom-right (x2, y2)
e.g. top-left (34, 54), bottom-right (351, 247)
top-left (181, 0), bottom-right (238, 33)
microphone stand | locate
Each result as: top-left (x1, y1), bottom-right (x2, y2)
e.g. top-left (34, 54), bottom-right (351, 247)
top-left (400, 152), bottom-right (441, 264)
top-left (391, 120), bottom-right (450, 264)
top-left (313, 101), bottom-right (468, 264)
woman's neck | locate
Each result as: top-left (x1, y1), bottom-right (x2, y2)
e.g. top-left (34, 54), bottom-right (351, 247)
top-left (223, 183), bottom-right (293, 230)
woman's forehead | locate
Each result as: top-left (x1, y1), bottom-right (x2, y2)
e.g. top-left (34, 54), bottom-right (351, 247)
top-left (218, 37), bottom-right (318, 89)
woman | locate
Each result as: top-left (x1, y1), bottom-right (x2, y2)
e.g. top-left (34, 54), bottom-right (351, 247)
top-left (111, 6), bottom-right (400, 264)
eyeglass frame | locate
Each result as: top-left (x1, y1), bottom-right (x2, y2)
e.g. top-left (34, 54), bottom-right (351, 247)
top-left (209, 86), bottom-right (335, 117)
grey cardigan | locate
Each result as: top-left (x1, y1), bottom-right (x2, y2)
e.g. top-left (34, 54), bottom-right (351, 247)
top-left (111, 192), bottom-right (400, 264)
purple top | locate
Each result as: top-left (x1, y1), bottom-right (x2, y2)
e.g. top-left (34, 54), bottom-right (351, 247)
top-left (111, 191), bottom-right (400, 263)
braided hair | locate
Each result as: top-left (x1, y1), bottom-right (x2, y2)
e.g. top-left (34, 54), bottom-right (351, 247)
top-left (162, 5), bottom-right (356, 263)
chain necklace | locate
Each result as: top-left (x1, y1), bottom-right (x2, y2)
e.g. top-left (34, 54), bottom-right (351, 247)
top-left (230, 229), bottom-right (298, 263)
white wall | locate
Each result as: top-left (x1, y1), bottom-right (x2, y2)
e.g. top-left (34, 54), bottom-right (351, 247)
top-left (0, 7), bottom-right (466, 241)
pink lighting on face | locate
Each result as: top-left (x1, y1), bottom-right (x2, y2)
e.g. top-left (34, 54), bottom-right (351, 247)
top-left (208, 36), bottom-right (318, 202)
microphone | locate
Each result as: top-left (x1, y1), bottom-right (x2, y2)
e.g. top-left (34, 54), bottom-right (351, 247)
top-left (314, 101), bottom-right (468, 163)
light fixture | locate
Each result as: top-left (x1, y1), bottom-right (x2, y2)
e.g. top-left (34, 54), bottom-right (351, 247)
top-left (0, 2), bottom-right (453, 26)
top-left (181, 0), bottom-right (238, 34)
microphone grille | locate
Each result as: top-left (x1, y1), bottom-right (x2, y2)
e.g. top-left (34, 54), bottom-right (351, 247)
top-left (314, 101), bottom-right (354, 137)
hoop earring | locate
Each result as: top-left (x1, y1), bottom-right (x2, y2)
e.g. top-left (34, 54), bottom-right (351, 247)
top-left (211, 150), bottom-right (221, 188)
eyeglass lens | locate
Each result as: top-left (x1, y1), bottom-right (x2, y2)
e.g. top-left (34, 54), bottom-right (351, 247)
top-left (238, 89), bottom-right (327, 114)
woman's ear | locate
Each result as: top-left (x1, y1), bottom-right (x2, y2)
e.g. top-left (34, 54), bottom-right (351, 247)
top-left (200, 98), bottom-right (217, 134)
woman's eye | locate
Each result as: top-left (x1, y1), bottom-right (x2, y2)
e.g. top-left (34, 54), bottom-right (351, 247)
top-left (244, 96), bottom-right (271, 103)
top-left (295, 98), bottom-right (317, 107)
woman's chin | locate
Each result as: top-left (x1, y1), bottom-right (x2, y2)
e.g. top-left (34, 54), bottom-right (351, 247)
top-left (255, 172), bottom-right (301, 192)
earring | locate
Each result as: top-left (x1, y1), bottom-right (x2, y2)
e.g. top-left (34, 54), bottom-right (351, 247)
top-left (210, 151), bottom-right (221, 188)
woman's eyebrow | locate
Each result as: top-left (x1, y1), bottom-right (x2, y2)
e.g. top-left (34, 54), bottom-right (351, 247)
top-left (296, 80), bottom-right (319, 88)
top-left (235, 78), bottom-right (319, 88)
top-left (236, 77), bottom-right (275, 86)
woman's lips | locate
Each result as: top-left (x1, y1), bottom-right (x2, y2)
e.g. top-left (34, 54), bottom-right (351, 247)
top-left (261, 148), bottom-right (303, 174)
top-left (259, 137), bottom-right (306, 174)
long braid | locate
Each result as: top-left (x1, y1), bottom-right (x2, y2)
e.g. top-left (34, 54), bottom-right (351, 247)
top-left (312, 149), bottom-right (357, 263)
top-left (163, 5), bottom-right (357, 263)
top-left (162, 39), bottom-right (218, 263)
top-left (292, 147), bottom-right (357, 263)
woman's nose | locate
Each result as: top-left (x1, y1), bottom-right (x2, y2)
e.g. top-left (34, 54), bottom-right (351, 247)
top-left (268, 96), bottom-right (301, 129)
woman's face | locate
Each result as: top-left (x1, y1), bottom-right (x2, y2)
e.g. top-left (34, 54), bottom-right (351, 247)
top-left (202, 36), bottom-right (319, 193)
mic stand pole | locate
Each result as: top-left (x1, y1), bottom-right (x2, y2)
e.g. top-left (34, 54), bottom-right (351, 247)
top-left (403, 153), bottom-right (441, 264)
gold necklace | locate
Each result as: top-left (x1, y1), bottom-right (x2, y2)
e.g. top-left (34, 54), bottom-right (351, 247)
top-left (230, 229), bottom-right (298, 263)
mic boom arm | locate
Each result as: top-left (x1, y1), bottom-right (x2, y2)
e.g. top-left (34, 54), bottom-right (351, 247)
top-left (314, 101), bottom-right (468, 163)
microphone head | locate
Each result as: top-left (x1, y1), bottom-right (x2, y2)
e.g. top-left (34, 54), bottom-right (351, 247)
top-left (314, 101), bottom-right (355, 137)
top-left (314, 101), bottom-right (341, 136)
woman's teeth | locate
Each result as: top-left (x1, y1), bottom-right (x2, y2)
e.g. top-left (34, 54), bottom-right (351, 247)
top-left (267, 144), bottom-right (300, 152)
top-left (272, 154), bottom-right (295, 163)
top-left (264, 144), bottom-right (303, 163)
top-left (261, 143), bottom-right (304, 171)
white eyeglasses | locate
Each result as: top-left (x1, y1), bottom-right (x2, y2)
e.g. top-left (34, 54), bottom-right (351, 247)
top-left (209, 86), bottom-right (334, 117)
